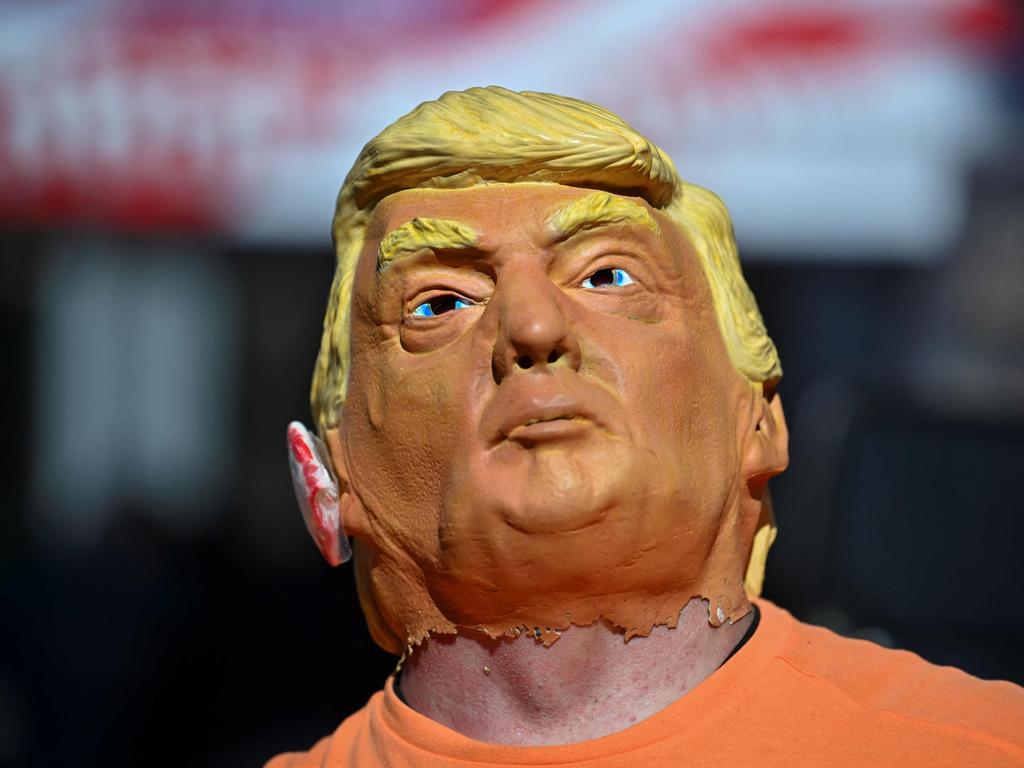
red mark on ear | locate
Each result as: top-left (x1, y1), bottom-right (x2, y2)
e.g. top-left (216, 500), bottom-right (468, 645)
top-left (287, 421), bottom-right (351, 565)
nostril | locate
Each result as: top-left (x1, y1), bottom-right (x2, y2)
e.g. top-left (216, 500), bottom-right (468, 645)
top-left (516, 354), bottom-right (534, 369)
top-left (547, 350), bottom-right (560, 364)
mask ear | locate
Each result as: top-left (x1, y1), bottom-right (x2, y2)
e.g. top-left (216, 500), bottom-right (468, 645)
top-left (287, 421), bottom-right (353, 565)
top-left (739, 388), bottom-right (788, 598)
top-left (742, 388), bottom-right (789, 490)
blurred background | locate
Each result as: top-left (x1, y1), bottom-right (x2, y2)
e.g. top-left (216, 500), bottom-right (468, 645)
top-left (1, 0), bottom-right (1022, 765)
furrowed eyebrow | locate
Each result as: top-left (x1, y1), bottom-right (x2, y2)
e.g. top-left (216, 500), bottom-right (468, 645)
top-left (377, 217), bottom-right (480, 272)
top-left (546, 191), bottom-right (658, 243)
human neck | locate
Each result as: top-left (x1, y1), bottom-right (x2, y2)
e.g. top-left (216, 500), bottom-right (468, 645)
top-left (397, 597), bottom-right (754, 746)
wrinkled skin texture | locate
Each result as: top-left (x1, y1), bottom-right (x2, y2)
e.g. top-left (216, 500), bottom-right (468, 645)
top-left (328, 183), bottom-right (771, 648)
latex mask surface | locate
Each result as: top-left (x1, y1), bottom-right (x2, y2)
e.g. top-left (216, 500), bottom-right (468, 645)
top-left (294, 87), bottom-right (786, 655)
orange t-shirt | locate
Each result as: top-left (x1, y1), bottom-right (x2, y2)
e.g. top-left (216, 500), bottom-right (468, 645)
top-left (266, 600), bottom-right (1024, 767)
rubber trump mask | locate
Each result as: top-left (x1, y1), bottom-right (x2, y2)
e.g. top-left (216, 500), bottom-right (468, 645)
top-left (288, 87), bottom-right (787, 656)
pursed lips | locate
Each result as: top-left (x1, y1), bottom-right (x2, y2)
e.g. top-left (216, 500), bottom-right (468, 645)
top-left (495, 394), bottom-right (596, 446)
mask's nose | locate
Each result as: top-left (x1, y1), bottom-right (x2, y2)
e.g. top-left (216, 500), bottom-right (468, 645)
top-left (490, 266), bottom-right (581, 383)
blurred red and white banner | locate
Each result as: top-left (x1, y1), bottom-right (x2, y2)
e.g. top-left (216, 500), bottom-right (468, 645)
top-left (1, 0), bottom-right (1018, 258)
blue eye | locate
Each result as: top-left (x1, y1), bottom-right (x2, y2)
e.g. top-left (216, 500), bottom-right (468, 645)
top-left (581, 268), bottom-right (634, 289)
top-left (411, 295), bottom-right (473, 318)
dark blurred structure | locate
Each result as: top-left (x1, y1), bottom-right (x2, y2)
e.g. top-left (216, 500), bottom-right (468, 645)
top-left (1, 1), bottom-right (1022, 766)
